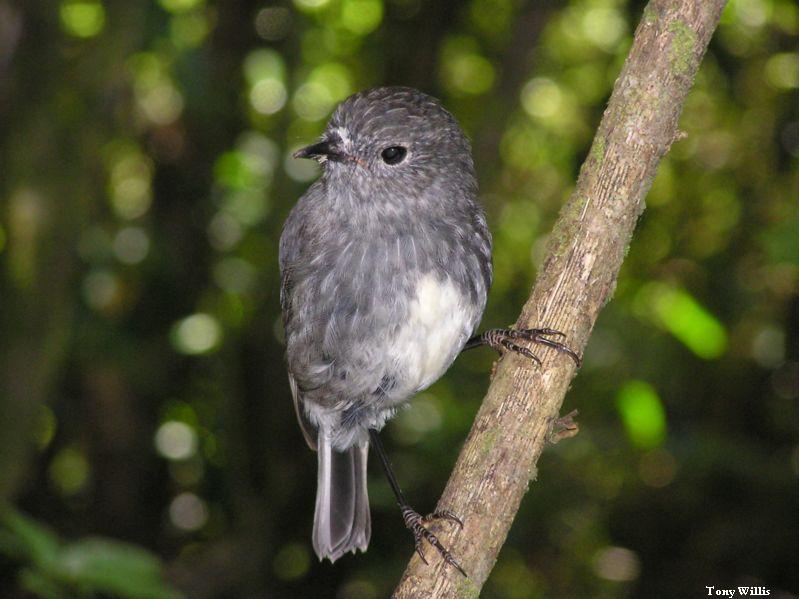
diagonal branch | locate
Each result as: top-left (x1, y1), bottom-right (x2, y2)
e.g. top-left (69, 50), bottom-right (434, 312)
top-left (393, 1), bottom-right (728, 596)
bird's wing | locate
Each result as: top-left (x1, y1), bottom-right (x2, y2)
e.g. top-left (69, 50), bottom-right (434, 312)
top-left (280, 183), bottom-right (323, 451)
top-left (289, 371), bottom-right (318, 450)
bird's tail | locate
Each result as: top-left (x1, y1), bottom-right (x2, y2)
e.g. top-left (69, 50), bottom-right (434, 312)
top-left (312, 434), bottom-right (371, 562)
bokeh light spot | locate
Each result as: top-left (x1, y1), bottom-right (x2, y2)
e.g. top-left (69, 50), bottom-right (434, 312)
top-left (593, 546), bottom-right (641, 581)
top-left (293, 0), bottom-right (331, 12)
top-left (49, 447), bottom-right (90, 496)
top-left (169, 492), bottom-right (208, 531)
top-left (582, 8), bottom-right (625, 51)
top-left (638, 448), bottom-right (678, 488)
top-left (172, 313), bottom-right (222, 355)
top-left (637, 283), bottom-right (727, 359)
top-left (521, 77), bottom-right (562, 119)
top-left (616, 380), bottom-right (667, 450)
top-left (155, 421), bottom-right (198, 460)
top-left (255, 7), bottom-right (292, 41)
top-left (223, 190), bottom-right (269, 226)
top-left (244, 49), bottom-right (286, 86)
top-left (60, 0), bottom-right (106, 39)
top-left (443, 53), bottom-right (494, 95)
top-left (340, 0), bottom-right (383, 36)
top-left (215, 151), bottom-right (256, 190)
top-left (440, 37), bottom-right (494, 96)
top-left (294, 82), bottom-right (334, 121)
top-left (765, 53), bottom-right (799, 89)
top-left (751, 325), bottom-right (785, 368)
top-left (158, 0), bottom-right (203, 14)
top-left (170, 11), bottom-right (210, 48)
top-left (469, 0), bottom-right (513, 38)
top-left (138, 82), bottom-right (184, 126)
top-left (250, 79), bottom-right (288, 115)
top-left (82, 270), bottom-right (121, 311)
top-left (337, 579), bottom-right (379, 598)
top-left (107, 148), bottom-right (154, 220)
top-left (293, 63), bottom-right (353, 121)
top-left (273, 543), bottom-right (311, 581)
top-left (113, 227), bottom-right (150, 265)
top-left (208, 212), bottom-right (244, 251)
top-left (392, 395), bottom-right (442, 445)
top-left (733, 0), bottom-right (771, 28)
top-left (213, 257), bottom-right (256, 294)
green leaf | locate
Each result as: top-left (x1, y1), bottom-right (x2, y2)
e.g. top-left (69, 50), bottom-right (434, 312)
top-left (52, 538), bottom-right (182, 599)
top-left (0, 505), bottom-right (60, 566)
top-left (18, 568), bottom-right (64, 599)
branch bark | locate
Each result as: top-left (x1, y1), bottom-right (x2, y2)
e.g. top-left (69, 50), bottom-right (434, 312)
top-left (393, 1), bottom-right (728, 596)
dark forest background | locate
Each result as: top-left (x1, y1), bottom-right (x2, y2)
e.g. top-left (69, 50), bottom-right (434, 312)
top-left (1, 0), bottom-right (798, 597)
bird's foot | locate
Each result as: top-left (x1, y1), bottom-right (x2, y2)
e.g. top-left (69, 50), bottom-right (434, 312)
top-left (482, 328), bottom-right (581, 367)
top-left (401, 505), bottom-right (467, 577)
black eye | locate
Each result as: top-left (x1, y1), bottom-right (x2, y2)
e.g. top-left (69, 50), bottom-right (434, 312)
top-left (380, 146), bottom-right (407, 165)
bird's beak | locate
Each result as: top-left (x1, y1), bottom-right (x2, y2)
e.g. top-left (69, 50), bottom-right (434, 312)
top-left (293, 140), bottom-right (344, 163)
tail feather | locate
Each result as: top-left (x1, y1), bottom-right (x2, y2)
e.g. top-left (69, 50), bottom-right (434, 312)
top-left (313, 435), bottom-right (371, 562)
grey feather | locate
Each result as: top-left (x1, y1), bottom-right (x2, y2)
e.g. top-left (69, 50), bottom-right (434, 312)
top-left (312, 436), bottom-right (370, 561)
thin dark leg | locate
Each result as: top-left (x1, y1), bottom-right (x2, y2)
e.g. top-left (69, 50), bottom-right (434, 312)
top-left (462, 336), bottom-right (484, 351)
top-left (368, 429), bottom-right (467, 577)
top-left (368, 428), bottom-right (408, 506)
top-left (464, 327), bottom-right (582, 367)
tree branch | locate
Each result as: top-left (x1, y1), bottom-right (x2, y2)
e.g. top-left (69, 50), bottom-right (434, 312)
top-left (393, 1), bottom-right (728, 596)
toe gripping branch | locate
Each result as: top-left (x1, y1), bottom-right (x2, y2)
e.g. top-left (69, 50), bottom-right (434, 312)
top-left (368, 429), bottom-right (468, 577)
top-left (465, 327), bottom-right (582, 367)
top-left (401, 507), bottom-right (466, 577)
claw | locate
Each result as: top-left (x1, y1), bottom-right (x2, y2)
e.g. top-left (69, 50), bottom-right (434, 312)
top-left (538, 328), bottom-right (565, 338)
top-left (486, 327), bottom-right (581, 367)
top-left (424, 509), bottom-right (464, 530)
top-left (500, 339), bottom-right (542, 365)
top-left (529, 334), bottom-right (582, 367)
top-left (444, 553), bottom-right (468, 578)
top-left (415, 543), bottom-right (429, 565)
top-left (401, 506), bottom-right (467, 577)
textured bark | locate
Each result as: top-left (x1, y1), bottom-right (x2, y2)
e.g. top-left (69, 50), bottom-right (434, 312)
top-left (393, 1), bottom-right (728, 597)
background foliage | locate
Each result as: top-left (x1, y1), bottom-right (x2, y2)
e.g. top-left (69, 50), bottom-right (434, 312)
top-left (1, 0), bottom-right (798, 597)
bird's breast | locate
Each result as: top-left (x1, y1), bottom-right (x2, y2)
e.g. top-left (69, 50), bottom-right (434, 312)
top-left (388, 272), bottom-right (477, 396)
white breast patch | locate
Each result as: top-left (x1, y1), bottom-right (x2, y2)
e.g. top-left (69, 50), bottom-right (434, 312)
top-left (390, 273), bottom-right (473, 396)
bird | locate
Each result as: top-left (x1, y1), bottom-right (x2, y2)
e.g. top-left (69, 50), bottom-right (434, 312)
top-left (279, 86), bottom-right (578, 575)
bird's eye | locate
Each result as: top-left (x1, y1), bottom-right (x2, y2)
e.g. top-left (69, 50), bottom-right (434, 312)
top-left (380, 146), bottom-right (407, 165)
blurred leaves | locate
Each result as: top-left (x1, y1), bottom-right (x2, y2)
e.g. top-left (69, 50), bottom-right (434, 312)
top-left (0, 506), bottom-right (180, 599)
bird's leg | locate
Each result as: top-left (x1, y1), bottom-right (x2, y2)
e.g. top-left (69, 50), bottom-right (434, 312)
top-left (463, 327), bottom-right (581, 367)
top-left (367, 429), bottom-right (467, 577)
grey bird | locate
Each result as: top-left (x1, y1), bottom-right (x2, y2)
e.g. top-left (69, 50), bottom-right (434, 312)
top-left (279, 86), bottom-right (578, 574)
